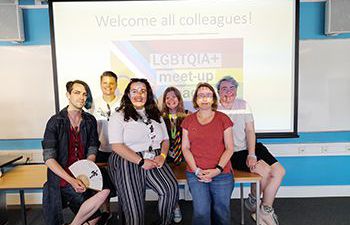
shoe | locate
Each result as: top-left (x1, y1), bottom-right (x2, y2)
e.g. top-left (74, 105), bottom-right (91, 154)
top-left (259, 205), bottom-right (279, 225)
top-left (244, 193), bottom-right (257, 213)
top-left (251, 213), bottom-right (266, 225)
top-left (97, 212), bottom-right (112, 225)
top-left (173, 206), bottom-right (182, 223)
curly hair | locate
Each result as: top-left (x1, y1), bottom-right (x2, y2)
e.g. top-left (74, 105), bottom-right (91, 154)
top-left (117, 78), bottom-right (161, 123)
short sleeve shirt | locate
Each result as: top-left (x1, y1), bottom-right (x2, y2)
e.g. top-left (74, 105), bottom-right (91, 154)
top-left (108, 109), bottom-right (169, 152)
top-left (90, 97), bottom-right (120, 152)
top-left (181, 111), bottom-right (233, 173)
top-left (218, 99), bottom-right (254, 152)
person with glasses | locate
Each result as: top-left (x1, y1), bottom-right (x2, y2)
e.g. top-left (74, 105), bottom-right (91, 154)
top-left (42, 80), bottom-right (104, 225)
top-left (216, 76), bottom-right (285, 225)
top-left (90, 71), bottom-right (119, 223)
top-left (181, 82), bottom-right (234, 225)
top-left (108, 78), bottom-right (178, 225)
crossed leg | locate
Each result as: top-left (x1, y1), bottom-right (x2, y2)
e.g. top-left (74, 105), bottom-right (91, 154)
top-left (70, 189), bottom-right (110, 225)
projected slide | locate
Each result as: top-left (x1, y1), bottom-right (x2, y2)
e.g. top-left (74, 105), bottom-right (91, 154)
top-left (50, 0), bottom-right (297, 136)
top-left (110, 39), bottom-right (243, 100)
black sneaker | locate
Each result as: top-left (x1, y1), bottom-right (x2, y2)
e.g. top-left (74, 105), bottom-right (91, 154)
top-left (97, 212), bottom-right (112, 225)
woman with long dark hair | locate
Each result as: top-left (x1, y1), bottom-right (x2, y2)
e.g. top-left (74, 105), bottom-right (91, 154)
top-left (108, 78), bottom-right (178, 225)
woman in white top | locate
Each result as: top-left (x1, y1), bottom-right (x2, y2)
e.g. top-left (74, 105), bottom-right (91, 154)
top-left (108, 78), bottom-right (178, 225)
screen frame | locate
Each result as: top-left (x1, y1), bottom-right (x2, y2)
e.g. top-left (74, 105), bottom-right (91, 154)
top-left (48, 0), bottom-right (300, 139)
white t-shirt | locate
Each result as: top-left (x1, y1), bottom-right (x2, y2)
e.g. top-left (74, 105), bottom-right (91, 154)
top-left (108, 109), bottom-right (169, 152)
top-left (218, 99), bottom-right (254, 152)
top-left (90, 96), bottom-right (120, 152)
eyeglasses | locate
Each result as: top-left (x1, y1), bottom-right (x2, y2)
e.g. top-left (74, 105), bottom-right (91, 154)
top-left (220, 86), bottom-right (236, 93)
top-left (130, 88), bottom-right (147, 97)
top-left (197, 93), bottom-right (213, 99)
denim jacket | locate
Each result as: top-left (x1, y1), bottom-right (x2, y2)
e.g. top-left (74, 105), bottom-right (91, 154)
top-left (41, 107), bottom-right (99, 225)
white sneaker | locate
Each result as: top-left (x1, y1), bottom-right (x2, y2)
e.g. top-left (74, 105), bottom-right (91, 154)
top-left (244, 193), bottom-right (257, 213)
top-left (258, 205), bottom-right (279, 225)
top-left (173, 206), bottom-right (182, 223)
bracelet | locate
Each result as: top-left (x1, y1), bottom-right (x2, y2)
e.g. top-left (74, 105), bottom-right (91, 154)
top-left (248, 154), bottom-right (257, 159)
top-left (215, 165), bottom-right (224, 173)
top-left (138, 158), bottom-right (145, 167)
top-left (195, 168), bottom-right (201, 176)
top-left (160, 153), bottom-right (167, 160)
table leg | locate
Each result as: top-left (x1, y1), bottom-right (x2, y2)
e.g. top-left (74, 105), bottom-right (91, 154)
top-left (0, 191), bottom-right (8, 225)
top-left (240, 183), bottom-right (244, 225)
top-left (184, 183), bottom-right (190, 200)
top-left (255, 182), bottom-right (260, 225)
top-left (20, 190), bottom-right (27, 225)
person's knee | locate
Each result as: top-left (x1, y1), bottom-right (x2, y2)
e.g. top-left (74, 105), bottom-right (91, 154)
top-left (97, 189), bottom-right (110, 201)
top-left (194, 205), bottom-right (211, 217)
top-left (158, 182), bottom-right (178, 198)
top-left (271, 163), bottom-right (286, 179)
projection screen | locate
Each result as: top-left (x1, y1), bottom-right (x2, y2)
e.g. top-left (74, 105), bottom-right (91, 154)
top-left (49, 0), bottom-right (299, 138)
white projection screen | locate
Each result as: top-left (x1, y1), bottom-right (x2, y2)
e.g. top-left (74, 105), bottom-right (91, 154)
top-left (49, 0), bottom-right (299, 138)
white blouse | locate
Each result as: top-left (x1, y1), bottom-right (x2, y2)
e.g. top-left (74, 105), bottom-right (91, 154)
top-left (108, 109), bottom-right (169, 152)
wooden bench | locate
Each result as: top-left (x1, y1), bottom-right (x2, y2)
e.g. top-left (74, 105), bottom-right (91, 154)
top-left (0, 163), bottom-right (261, 225)
top-left (170, 163), bottom-right (262, 225)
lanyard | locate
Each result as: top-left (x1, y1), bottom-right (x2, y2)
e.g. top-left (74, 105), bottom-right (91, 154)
top-left (168, 114), bottom-right (177, 139)
top-left (141, 116), bottom-right (155, 151)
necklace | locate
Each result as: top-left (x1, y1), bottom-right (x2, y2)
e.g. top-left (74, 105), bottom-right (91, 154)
top-left (68, 111), bottom-right (82, 130)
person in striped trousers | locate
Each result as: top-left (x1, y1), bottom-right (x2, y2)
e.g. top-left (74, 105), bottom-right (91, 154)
top-left (108, 78), bottom-right (178, 225)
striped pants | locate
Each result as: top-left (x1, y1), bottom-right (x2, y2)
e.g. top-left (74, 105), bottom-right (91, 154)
top-left (108, 152), bottom-right (178, 225)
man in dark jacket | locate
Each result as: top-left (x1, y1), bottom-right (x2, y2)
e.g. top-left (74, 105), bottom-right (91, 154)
top-left (42, 80), bottom-right (101, 225)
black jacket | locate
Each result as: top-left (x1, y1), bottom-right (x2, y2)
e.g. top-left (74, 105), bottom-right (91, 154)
top-left (41, 107), bottom-right (99, 225)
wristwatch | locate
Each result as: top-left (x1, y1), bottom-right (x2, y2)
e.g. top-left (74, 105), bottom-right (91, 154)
top-left (215, 165), bottom-right (224, 172)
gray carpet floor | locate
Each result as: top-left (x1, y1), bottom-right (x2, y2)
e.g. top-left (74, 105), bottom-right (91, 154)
top-left (5, 197), bottom-right (350, 225)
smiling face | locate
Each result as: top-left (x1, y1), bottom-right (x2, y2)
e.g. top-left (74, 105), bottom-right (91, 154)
top-left (196, 86), bottom-right (214, 110)
top-left (67, 83), bottom-right (87, 110)
top-left (218, 80), bottom-right (237, 104)
top-left (128, 82), bottom-right (147, 109)
top-left (165, 91), bottom-right (179, 112)
top-left (100, 76), bottom-right (117, 96)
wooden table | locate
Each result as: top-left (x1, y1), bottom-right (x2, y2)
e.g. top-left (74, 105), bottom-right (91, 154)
top-left (0, 155), bottom-right (23, 177)
top-left (0, 164), bottom-right (47, 225)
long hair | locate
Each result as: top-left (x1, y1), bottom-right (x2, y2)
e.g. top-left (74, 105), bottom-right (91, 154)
top-left (117, 78), bottom-right (161, 123)
top-left (161, 86), bottom-right (185, 116)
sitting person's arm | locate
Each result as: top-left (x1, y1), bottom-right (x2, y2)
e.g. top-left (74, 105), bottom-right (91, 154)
top-left (111, 143), bottom-right (157, 170)
top-left (45, 159), bottom-right (86, 193)
top-left (42, 117), bottom-right (86, 193)
top-left (245, 120), bottom-right (257, 169)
